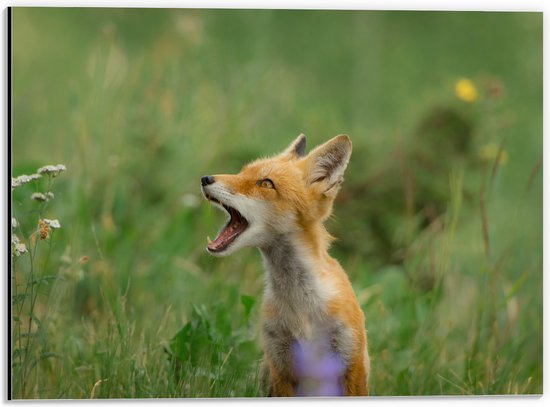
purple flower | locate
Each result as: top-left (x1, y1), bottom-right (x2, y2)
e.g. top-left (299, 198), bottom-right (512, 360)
top-left (292, 337), bottom-right (346, 396)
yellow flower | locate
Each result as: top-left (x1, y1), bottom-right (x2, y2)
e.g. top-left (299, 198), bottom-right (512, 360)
top-left (455, 78), bottom-right (478, 102)
top-left (479, 143), bottom-right (509, 165)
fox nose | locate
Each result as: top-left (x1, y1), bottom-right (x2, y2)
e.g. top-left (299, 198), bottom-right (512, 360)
top-left (201, 175), bottom-right (215, 186)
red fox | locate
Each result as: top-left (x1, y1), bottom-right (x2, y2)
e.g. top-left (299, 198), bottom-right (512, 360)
top-left (201, 134), bottom-right (369, 396)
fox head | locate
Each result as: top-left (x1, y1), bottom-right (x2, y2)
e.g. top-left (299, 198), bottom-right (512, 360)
top-left (201, 134), bottom-right (352, 256)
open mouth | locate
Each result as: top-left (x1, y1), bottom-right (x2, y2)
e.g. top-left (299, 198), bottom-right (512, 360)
top-left (205, 196), bottom-right (249, 253)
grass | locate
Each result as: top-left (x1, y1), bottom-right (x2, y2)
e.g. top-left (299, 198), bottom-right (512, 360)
top-left (10, 8), bottom-right (542, 398)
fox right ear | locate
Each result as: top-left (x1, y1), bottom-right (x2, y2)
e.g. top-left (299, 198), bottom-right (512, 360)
top-left (306, 135), bottom-right (352, 197)
top-left (283, 133), bottom-right (307, 158)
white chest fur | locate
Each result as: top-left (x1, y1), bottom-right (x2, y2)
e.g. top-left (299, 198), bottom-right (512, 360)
top-left (260, 237), bottom-right (335, 340)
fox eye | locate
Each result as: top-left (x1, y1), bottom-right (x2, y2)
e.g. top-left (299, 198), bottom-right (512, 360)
top-left (257, 178), bottom-right (275, 189)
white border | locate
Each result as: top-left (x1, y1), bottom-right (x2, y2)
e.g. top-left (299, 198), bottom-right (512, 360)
top-left (0, 0), bottom-right (546, 11)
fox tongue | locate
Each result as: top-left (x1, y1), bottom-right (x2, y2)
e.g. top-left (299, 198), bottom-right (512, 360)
top-left (207, 207), bottom-right (248, 252)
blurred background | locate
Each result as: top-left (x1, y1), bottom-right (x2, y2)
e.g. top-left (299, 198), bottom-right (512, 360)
top-left (11, 8), bottom-right (542, 398)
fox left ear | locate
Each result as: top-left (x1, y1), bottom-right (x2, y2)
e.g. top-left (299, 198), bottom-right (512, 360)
top-left (283, 133), bottom-right (307, 158)
top-left (306, 135), bottom-right (352, 196)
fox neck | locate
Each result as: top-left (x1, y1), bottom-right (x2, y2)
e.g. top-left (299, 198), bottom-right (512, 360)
top-left (259, 224), bottom-right (333, 311)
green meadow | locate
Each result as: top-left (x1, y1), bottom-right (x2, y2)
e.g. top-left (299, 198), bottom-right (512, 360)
top-left (11, 8), bottom-right (542, 398)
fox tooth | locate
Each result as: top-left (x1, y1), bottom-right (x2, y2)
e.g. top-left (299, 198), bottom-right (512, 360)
top-left (207, 236), bottom-right (212, 244)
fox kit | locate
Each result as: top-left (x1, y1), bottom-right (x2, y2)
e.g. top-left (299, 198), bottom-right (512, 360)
top-left (201, 134), bottom-right (369, 396)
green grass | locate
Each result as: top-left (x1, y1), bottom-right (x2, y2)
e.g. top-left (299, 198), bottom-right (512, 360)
top-left (11, 8), bottom-right (542, 398)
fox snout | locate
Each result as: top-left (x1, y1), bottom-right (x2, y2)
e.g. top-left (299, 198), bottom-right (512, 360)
top-left (201, 175), bottom-right (215, 186)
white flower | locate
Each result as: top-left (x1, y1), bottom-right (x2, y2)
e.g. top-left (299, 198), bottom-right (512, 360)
top-left (12, 217), bottom-right (18, 229)
top-left (37, 164), bottom-right (67, 177)
top-left (15, 243), bottom-right (27, 256)
top-left (31, 192), bottom-right (48, 202)
top-left (43, 218), bottom-right (61, 229)
top-left (46, 192), bottom-right (55, 200)
top-left (12, 173), bottom-right (42, 188)
top-left (11, 234), bottom-right (27, 257)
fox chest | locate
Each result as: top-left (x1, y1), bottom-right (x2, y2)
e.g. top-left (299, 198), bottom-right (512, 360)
top-left (260, 271), bottom-right (354, 374)
top-left (262, 293), bottom-right (325, 340)
top-left (259, 241), bottom-right (355, 374)
top-left (261, 252), bottom-right (332, 340)
top-left (260, 294), bottom-right (354, 379)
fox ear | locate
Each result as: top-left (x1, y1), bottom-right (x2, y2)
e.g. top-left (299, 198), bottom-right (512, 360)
top-left (283, 133), bottom-right (307, 158)
top-left (306, 135), bottom-right (352, 196)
